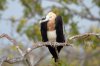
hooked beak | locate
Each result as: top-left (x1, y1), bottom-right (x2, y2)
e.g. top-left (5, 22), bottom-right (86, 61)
top-left (39, 15), bottom-right (50, 24)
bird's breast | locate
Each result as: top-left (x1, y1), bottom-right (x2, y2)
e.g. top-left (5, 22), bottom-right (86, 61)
top-left (47, 30), bottom-right (56, 42)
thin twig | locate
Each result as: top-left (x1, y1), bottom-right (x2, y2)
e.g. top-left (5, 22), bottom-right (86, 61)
top-left (0, 33), bottom-right (24, 56)
top-left (68, 33), bottom-right (100, 40)
top-left (5, 56), bottom-right (24, 64)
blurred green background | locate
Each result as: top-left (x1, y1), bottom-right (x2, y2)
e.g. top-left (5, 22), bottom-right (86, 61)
top-left (0, 0), bottom-right (100, 66)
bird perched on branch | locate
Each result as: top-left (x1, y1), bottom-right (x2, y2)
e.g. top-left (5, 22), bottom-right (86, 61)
top-left (40, 12), bottom-right (65, 62)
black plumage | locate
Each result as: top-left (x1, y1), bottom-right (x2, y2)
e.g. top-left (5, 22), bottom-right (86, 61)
top-left (40, 14), bottom-right (65, 62)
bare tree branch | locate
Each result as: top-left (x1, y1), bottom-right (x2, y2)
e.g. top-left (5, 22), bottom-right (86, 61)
top-left (5, 56), bottom-right (24, 64)
top-left (0, 34), bottom-right (17, 45)
top-left (0, 33), bottom-right (100, 65)
top-left (62, 3), bottom-right (100, 22)
top-left (0, 56), bottom-right (7, 66)
top-left (68, 33), bottom-right (100, 40)
top-left (0, 33), bottom-right (24, 56)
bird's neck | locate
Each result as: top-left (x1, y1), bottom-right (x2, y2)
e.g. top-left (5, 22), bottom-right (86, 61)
top-left (47, 21), bottom-right (55, 31)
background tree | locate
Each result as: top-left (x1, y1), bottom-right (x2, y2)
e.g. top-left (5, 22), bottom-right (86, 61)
top-left (0, 0), bottom-right (100, 66)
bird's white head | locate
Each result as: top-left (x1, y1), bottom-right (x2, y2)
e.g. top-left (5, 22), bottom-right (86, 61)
top-left (39, 12), bottom-right (57, 24)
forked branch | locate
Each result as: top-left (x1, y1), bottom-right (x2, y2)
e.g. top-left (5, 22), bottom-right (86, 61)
top-left (0, 33), bottom-right (100, 65)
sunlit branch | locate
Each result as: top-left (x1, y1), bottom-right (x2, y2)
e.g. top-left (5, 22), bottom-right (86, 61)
top-left (68, 33), bottom-right (100, 40)
top-left (0, 33), bottom-right (100, 65)
top-left (0, 33), bottom-right (24, 56)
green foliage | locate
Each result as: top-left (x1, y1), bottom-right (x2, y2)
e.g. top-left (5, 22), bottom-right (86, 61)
top-left (87, 26), bottom-right (100, 48)
top-left (10, 45), bottom-right (17, 51)
top-left (70, 22), bottom-right (79, 35)
top-left (21, 0), bottom-right (43, 17)
top-left (10, 44), bottom-right (24, 51)
top-left (93, 0), bottom-right (100, 7)
top-left (2, 62), bottom-right (13, 66)
top-left (50, 59), bottom-right (69, 66)
top-left (0, 0), bottom-right (7, 10)
top-left (25, 23), bottom-right (41, 41)
top-left (10, 16), bottom-right (16, 23)
top-left (58, 0), bottom-right (78, 4)
top-left (71, 0), bottom-right (78, 4)
top-left (34, 2), bottom-right (43, 15)
top-left (8, 54), bottom-right (14, 59)
top-left (25, 25), bottom-right (34, 39)
top-left (17, 18), bottom-right (27, 32)
top-left (50, 6), bottom-right (71, 24)
top-left (63, 14), bottom-right (71, 24)
top-left (0, 0), bottom-right (100, 66)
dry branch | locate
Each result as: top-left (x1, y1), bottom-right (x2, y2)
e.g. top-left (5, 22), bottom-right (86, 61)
top-left (0, 33), bottom-right (100, 65)
top-left (0, 33), bottom-right (24, 56)
top-left (68, 33), bottom-right (100, 40)
top-left (5, 56), bottom-right (24, 64)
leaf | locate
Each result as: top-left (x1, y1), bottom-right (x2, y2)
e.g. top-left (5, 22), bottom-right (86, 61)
top-left (0, 0), bottom-right (7, 10)
top-left (10, 16), bottom-right (16, 23)
top-left (51, 6), bottom-right (60, 15)
top-left (8, 54), bottom-right (14, 59)
top-left (10, 45), bottom-right (17, 51)
top-left (17, 18), bottom-right (27, 32)
top-left (25, 25), bottom-right (34, 39)
top-left (18, 43), bottom-right (24, 48)
top-left (72, 0), bottom-right (78, 4)
top-left (21, 0), bottom-right (43, 17)
top-left (34, 3), bottom-right (43, 15)
top-left (63, 14), bottom-right (71, 24)
top-left (70, 22), bottom-right (79, 35)
top-left (25, 23), bottom-right (42, 41)
top-left (93, 0), bottom-right (100, 7)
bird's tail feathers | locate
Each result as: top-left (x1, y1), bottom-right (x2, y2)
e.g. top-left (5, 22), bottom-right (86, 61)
top-left (47, 45), bottom-right (59, 62)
